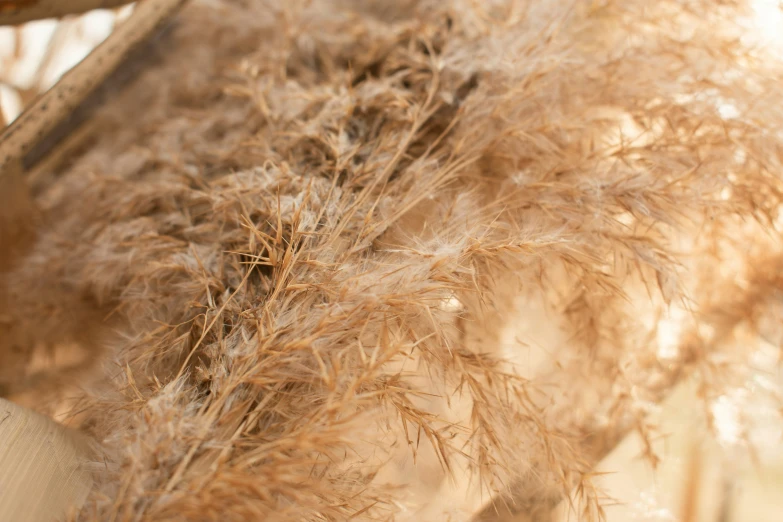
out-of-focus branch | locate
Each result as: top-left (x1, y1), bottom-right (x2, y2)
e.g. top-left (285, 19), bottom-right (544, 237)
top-left (0, 0), bottom-right (187, 174)
top-left (0, 0), bottom-right (134, 25)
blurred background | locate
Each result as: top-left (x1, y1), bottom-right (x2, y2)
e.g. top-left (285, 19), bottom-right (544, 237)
top-left (0, 1), bottom-right (133, 125)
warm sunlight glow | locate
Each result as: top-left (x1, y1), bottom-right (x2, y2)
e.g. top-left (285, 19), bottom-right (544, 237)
top-left (751, 0), bottom-right (783, 55)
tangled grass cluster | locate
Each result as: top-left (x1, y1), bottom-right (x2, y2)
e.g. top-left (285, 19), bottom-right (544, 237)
top-left (2, 0), bottom-right (783, 520)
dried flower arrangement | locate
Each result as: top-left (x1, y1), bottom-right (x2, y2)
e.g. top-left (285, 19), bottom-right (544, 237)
top-left (2, 0), bottom-right (783, 521)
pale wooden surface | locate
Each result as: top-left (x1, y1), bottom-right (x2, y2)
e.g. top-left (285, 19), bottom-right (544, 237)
top-left (0, 399), bottom-right (93, 522)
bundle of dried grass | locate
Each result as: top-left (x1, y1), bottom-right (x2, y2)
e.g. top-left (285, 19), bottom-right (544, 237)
top-left (3, 0), bottom-right (783, 520)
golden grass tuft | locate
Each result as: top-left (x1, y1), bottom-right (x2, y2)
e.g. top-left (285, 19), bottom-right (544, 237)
top-left (3, 0), bottom-right (783, 520)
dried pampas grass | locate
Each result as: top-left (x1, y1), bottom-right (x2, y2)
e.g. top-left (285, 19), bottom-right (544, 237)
top-left (3, 0), bottom-right (783, 520)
